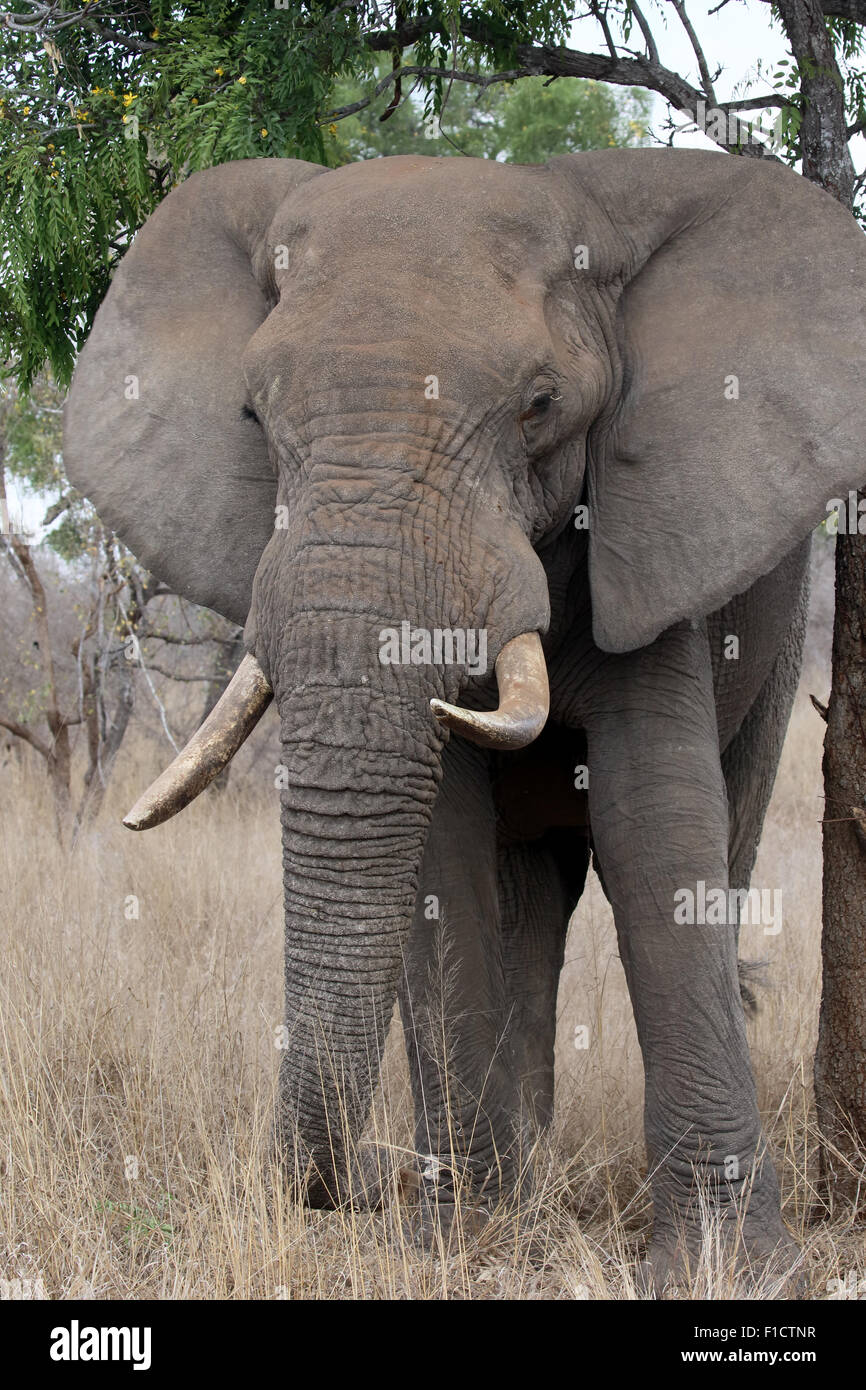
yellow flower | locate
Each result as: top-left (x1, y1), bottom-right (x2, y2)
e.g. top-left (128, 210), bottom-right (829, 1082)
top-left (23, 105), bottom-right (30, 115)
top-left (214, 67), bottom-right (224, 76)
top-left (46, 142), bottom-right (54, 150)
top-left (91, 86), bottom-right (101, 95)
top-left (260, 127), bottom-right (268, 137)
top-left (328, 123), bottom-right (337, 135)
top-left (151, 29), bottom-right (160, 38)
top-left (190, 98), bottom-right (198, 105)
top-left (237, 75), bottom-right (246, 85)
top-left (122, 92), bottom-right (135, 106)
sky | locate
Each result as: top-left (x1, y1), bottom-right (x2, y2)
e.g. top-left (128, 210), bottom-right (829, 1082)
top-left (5, 1), bottom-right (863, 540)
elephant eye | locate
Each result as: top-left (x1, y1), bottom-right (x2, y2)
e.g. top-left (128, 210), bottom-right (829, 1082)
top-left (519, 388), bottom-right (561, 425)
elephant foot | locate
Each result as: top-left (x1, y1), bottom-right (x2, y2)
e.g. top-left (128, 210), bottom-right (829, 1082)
top-left (638, 1225), bottom-right (803, 1299)
top-left (393, 1162), bottom-right (493, 1253)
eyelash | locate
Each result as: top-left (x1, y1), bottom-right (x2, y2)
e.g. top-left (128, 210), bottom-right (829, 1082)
top-left (518, 388), bottom-right (561, 424)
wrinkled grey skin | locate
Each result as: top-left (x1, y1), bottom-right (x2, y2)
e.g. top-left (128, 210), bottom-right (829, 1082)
top-left (64, 150), bottom-right (866, 1281)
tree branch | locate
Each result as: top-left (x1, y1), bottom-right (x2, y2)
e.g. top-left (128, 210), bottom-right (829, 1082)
top-left (630, 0), bottom-right (660, 66)
top-left (325, 62), bottom-right (523, 121)
top-left (78, 17), bottom-right (158, 53)
top-left (138, 663), bottom-right (216, 683)
top-left (591, 1), bottom-right (619, 61)
top-left (717, 94), bottom-right (791, 111)
top-left (3, 4), bottom-right (159, 53)
top-left (669, 0), bottom-right (717, 104)
top-left (757, 0), bottom-right (866, 18)
top-left (142, 629), bottom-right (239, 647)
top-left (0, 714), bottom-right (51, 759)
top-left (42, 489), bottom-right (79, 526)
top-left (818, 0), bottom-right (866, 19)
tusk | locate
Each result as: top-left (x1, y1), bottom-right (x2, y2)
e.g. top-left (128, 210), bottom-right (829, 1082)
top-left (430, 631), bottom-right (549, 750)
top-left (123, 653), bottom-right (273, 830)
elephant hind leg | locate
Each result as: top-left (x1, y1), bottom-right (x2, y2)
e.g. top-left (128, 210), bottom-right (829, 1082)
top-left (499, 828), bottom-right (590, 1135)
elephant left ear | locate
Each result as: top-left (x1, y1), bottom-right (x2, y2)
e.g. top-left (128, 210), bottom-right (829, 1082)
top-left (553, 149), bottom-right (866, 653)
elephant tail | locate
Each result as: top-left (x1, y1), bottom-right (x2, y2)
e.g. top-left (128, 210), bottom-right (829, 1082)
top-left (738, 958), bottom-right (768, 1017)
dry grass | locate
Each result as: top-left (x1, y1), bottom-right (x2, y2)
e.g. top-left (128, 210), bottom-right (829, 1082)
top-left (1, 677), bottom-right (864, 1300)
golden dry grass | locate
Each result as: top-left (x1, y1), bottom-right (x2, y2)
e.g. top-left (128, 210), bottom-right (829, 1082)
top-left (1, 680), bottom-right (864, 1300)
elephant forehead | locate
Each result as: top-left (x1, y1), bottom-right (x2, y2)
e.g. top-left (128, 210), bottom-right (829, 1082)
top-left (270, 155), bottom-right (569, 275)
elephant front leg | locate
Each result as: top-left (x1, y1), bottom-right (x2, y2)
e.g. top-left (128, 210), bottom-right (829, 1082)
top-left (584, 619), bottom-right (792, 1288)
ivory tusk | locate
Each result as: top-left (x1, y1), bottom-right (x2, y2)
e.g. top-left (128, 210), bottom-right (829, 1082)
top-left (430, 631), bottom-right (549, 750)
top-left (123, 653), bottom-right (273, 831)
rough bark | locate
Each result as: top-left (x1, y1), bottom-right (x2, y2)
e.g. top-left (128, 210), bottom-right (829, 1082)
top-left (816, 533), bottom-right (866, 1199)
top-left (776, 0), bottom-right (865, 1204)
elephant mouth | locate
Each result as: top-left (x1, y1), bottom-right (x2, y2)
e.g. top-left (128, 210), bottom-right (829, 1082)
top-left (121, 630), bottom-right (549, 832)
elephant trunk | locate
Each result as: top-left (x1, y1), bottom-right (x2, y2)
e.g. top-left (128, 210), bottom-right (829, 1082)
top-left (264, 481), bottom-right (550, 1201)
top-left (272, 662), bottom-right (443, 1205)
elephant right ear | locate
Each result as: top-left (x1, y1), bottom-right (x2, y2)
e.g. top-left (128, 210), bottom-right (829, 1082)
top-left (64, 158), bottom-right (326, 625)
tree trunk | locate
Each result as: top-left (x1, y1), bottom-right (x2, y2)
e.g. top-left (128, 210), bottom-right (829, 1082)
top-left (46, 718), bottom-right (72, 843)
top-left (74, 653), bottom-right (137, 835)
top-left (816, 530), bottom-right (866, 1200)
top-left (777, 0), bottom-right (866, 1204)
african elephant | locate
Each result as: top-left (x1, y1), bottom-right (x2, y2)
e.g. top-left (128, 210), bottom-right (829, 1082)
top-left (64, 149), bottom-right (866, 1282)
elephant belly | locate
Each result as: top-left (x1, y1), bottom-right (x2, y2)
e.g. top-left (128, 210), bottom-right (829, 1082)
top-left (492, 724), bottom-right (589, 844)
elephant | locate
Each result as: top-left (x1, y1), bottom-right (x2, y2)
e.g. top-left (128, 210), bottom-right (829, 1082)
top-left (64, 148), bottom-right (866, 1283)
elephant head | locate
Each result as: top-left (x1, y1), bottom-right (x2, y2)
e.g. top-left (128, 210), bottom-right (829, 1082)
top-left (64, 150), bottom-right (866, 1202)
